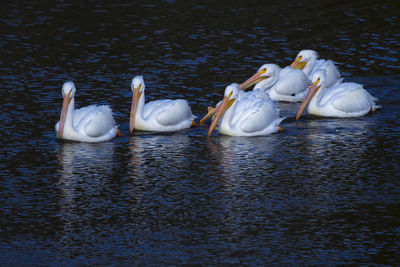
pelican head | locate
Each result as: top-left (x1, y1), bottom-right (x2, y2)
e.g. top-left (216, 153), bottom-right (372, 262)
top-left (208, 83), bottom-right (239, 136)
top-left (130, 75), bottom-right (145, 133)
top-left (296, 69), bottom-right (326, 120)
top-left (58, 81), bottom-right (76, 138)
top-left (62, 81), bottom-right (76, 98)
top-left (239, 63), bottom-right (280, 91)
top-left (290, 50), bottom-right (318, 74)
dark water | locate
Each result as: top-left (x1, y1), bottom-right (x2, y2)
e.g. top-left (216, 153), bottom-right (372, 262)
top-left (1, 1), bottom-right (400, 265)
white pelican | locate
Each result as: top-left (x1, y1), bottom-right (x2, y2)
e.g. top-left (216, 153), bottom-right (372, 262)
top-left (296, 70), bottom-right (380, 119)
top-left (240, 63), bottom-right (310, 102)
top-left (290, 49), bottom-right (342, 88)
top-left (55, 81), bottom-right (118, 142)
top-left (130, 75), bottom-right (196, 133)
top-left (208, 83), bottom-right (284, 137)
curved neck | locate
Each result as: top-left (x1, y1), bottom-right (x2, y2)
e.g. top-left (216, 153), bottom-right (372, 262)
top-left (310, 84), bottom-right (325, 108)
top-left (254, 74), bottom-right (279, 91)
top-left (303, 58), bottom-right (316, 75)
top-left (135, 90), bottom-right (146, 121)
top-left (64, 98), bottom-right (76, 133)
top-left (220, 97), bottom-right (237, 128)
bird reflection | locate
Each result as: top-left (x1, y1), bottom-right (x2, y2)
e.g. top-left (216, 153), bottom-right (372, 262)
top-left (57, 141), bottom-right (115, 257)
top-left (302, 118), bottom-right (373, 158)
top-left (58, 142), bottom-right (115, 192)
top-left (293, 117), bottom-right (375, 196)
top-left (128, 133), bottom-right (192, 180)
top-left (207, 136), bottom-right (281, 191)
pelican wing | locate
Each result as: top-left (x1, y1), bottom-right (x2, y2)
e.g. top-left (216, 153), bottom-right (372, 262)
top-left (72, 105), bottom-right (101, 128)
top-left (332, 89), bottom-right (376, 115)
top-left (142, 99), bottom-right (166, 119)
top-left (155, 99), bottom-right (193, 126)
top-left (239, 100), bottom-right (280, 133)
top-left (273, 68), bottom-right (310, 95)
top-left (232, 93), bottom-right (279, 133)
top-left (231, 93), bottom-right (262, 125)
top-left (322, 83), bottom-right (376, 115)
top-left (81, 105), bottom-right (116, 138)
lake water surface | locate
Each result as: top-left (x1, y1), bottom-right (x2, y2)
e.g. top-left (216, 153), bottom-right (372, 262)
top-left (1, 1), bottom-right (399, 265)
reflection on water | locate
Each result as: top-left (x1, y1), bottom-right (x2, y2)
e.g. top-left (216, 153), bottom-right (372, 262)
top-left (57, 142), bottom-right (115, 259)
top-left (128, 133), bottom-right (192, 178)
top-left (207, 136), bottom-right (280, 187)
top-left (1, 0), bottom-right (400, 265)
top-left (58, 141), bottom-right (115, 208)
top-left (302, 118), bottom-right (373, 160)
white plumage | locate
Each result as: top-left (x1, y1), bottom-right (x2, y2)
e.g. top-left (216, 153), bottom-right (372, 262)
top-left (240, 63), bottom-right (310, 102)
top-left (129, 76), bottom-right (196, 133)
top-left (290, 49), bottom-right (342, 88)
top-left (208, 84), bottom-right (284, 137)
top-left (296, 70), bottom-right (380, 119)
top-left (55, 81), bottom-right (118, 142)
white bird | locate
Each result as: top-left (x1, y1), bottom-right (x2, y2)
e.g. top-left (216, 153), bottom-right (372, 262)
top-left (55, 81), bottom-right (118, 142)
top-left (296, 70), bottom-right (380, 119)
top-left (290, 49), bottom-right (342, 88)
top-left (240, 63), bottom-right (310, 102)
top-left (129, 75), bottom-right (196, 133)
top-left (208, 83), bottom-right (284, 137)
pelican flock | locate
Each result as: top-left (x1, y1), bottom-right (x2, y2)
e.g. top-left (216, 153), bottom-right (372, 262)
top-left (55, 49), bottom-right (380, 141)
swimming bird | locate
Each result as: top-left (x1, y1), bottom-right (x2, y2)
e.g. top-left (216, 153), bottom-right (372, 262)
top-left (55, 81), bottom-right (118, 142)
top-left (296, 70), bottom-right (380, 119)
top-left (129, 75), bottom-right (196, 133)
top-left (200, 64), bottom-right (307, 124)
top-left (240, 63), bottom-right (310, 102)
top-left (290, 49), bottom-right (342, 88)
top-left (208, 83), bottom-right (284, 137)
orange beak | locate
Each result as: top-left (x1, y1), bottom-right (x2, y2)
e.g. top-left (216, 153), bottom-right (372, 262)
top-left (200, 104), bottom-right (221, 124)
top-left (290, 58), bottom-right (306, 70)
top-left (296, 81), bottom-right (320, 120)
top-left (58, 93), bottom-right (72, 138)
top-left (239, 69), bottom-right (268, 90)
top-left (208, 92), bottom-right (235, 136)
top-left (290, 59), bottom-right (299, 68)
top-left (129, 87), bottom-right (141, 133)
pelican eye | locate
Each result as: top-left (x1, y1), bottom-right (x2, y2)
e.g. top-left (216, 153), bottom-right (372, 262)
top-left (316, 77), bottom-right (321, 84)
top-left (297, 55), bottom-right (303, 62)
top-left (260, 68), bottom-right (267, 74)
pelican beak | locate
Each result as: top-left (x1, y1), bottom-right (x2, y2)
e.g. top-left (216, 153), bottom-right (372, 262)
top-left (130, 86), bottom-right (142, 133)
top-left (296, 80), bottom-right (321, 120)
top-left (290, 58), bottom-right (306, 70)
top-left (239, 69), bottom-right (268, 90)
top-left (58, 92), bottom-right (72, 139)
top-left (200, 104), bottom-right (221, 124)
top-left (208, 92), bottom-right (235, 136)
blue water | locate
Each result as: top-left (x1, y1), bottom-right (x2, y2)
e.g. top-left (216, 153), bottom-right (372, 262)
top-left (1, 1), bottom-right (399, 265)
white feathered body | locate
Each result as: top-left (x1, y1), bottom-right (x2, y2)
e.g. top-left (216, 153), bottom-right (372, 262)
top-left (267, 66), bottom-right (310, 102)
top-left (55, 100), bottom-right (117, 142)
top-left (219, 90), bottom-right (284, 136)
top-left (308, 82), bottom-right (380, 117)
top-left (135, 96), bottom-right (195, 132)
top-left (254, 65), bottom-right (310, 102)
